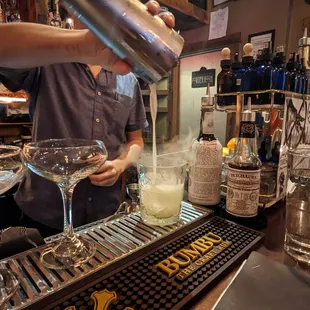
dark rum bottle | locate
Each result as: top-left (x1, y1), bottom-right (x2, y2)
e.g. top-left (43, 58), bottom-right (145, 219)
top-left (226, 98), bottom-right (262, 221)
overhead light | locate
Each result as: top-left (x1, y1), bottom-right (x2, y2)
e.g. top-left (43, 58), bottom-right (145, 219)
top-left (0, 97), bottom-right (27, 103)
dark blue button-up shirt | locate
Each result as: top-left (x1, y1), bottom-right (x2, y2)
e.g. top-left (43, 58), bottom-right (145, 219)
top-left (0, 64), bottom-right (147, 229)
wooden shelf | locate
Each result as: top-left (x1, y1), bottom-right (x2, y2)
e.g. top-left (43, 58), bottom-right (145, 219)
top-left (141, 90), bottom-right (169, 96)
top-left (141, 0), bottom-right (209, 31)
top-left (144, 107), bottom-right (169, 113)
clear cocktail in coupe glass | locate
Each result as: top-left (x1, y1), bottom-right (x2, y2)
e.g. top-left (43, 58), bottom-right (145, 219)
top-left (0, 145), bottom-right (25, 307)
top-left (22, 139), bottom-right (107, 269)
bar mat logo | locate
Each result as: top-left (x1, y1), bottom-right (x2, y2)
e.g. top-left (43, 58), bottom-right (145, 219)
top-left (65, 290), bottom-right (134, 310)
top-left (156, 232), bottom-right (231, 281)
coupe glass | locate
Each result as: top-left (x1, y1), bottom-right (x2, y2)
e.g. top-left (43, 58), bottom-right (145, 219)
top-left (22, 139), bottom-right (107, 269)
top-left (0, 145), bottom-right (25, 307)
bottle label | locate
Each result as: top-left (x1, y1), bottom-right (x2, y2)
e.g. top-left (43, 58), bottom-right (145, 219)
top-left (188, 140), bottom-right (222, 205)
top-left (239, 121), bottom-right (255, 139)
top-left (226, 167), bottom-right (261, 217)
top-left (202, 112), bottom-right (214, 135)
top-left (236, 78), bottom-right (242, 86)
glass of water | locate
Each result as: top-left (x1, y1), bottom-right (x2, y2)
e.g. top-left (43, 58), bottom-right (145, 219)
top-left (138, 156), bottom-right (187, 226)
top-left (284, 146), bottom-right (310, 264)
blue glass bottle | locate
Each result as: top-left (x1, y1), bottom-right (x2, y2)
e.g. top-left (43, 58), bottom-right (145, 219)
top-left (294, 55), bottom-right (303, 93)
top-left (231, 53), bottom-right (245, 92)
top-left (261, 43), bottom-right (275, 105)
top-left (217, 48), bottom-right (234, 106)
top-left (241, 43), bottom-right (257, 104)
top-left (255, 50), bottom-right (264, 104)
top-left (300, 59), bottom-right (309, 94)
top-left (272, 46), bottom-right (288, 105)
top-left (286, 53), bottom-right (298, 92)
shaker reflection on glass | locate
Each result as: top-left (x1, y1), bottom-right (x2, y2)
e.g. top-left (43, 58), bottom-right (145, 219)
top-left (0, 145), bottom-right (25, 307)
top-left (22, 139), bottom-right (107, 269)
top-left (285, 146), bottom-right (310, 264)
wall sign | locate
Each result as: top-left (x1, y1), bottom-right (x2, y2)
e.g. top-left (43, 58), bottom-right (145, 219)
top-left (248, 30), bottom-right (276, 59)
top-left (191, 67), bottom-right (216, 88)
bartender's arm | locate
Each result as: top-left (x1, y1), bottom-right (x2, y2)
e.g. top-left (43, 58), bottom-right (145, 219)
top-left (89, 83), bottom-right (147, 187)
top-left (0, 1), bottom-right (175, 75)
top-left (89, 131), bottom-right (144, 187)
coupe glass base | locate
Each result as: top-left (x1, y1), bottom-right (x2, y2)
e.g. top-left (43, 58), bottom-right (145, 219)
top-left (40, 235), bottom-right (96, 269)
top-left (0, 270), bottom-right (19, 307)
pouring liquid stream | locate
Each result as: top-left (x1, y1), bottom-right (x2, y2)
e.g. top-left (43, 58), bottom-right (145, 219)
top-left (149, 84), bottom-right (158, 183)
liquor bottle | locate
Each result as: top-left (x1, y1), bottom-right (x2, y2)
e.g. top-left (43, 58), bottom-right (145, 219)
top-left (241, 43), bottom-right (257, 104)
top-left (217, 48), bottom-right (233, 106)
top-left (231, 53), bottom-right (244, 92)
top-left (260, 42), bottom-right (274, 105)
top-left (255, 50), bottom-right (264, 93)
top-left (226, 98), bottom-right (262, 220)
top-left (300, 58), bottom-right (309, 94)
top-left (188, 85), bottom-right (222, 206)
top-left (286, 52), bottom-right (298, 92)
top-left (294, 55), bottom-right (303, 93)
top-left (298, 27), bottom-right (310, 94)
top-left (272, 45), bottom-right (288, 105)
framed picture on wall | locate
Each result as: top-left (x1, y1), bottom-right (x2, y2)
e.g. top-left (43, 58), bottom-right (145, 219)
top-left (248, 30), bottom-right (276, 59)
top-left (213, 0), bottom-right (233, 7)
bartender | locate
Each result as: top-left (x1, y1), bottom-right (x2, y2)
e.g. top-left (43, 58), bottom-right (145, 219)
top-left (0, 1), bottom-right (176, 237)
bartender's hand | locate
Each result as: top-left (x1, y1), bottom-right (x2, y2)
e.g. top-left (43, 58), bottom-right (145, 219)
top-left (89, 159), bottom-right (126, 187)
top-left (82, 0), bottom-right (176, 74)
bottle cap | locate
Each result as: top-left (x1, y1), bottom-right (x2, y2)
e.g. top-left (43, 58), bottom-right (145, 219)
top-left (255, 50), bottom-right (263, 66)
top-left (201, 84), bottom-right (214, 107)
top-left (232, 53), bottom-right (242, 70)
top-left (299, 27), bottom-right (310, 47)
top-left (262, 42), bottom-right (272, 61)
top-left (241, 97), bottom-right (256, 122)
top-left (242, 43), bottom-right (254, 64)
top-left (286, 52), bottom-right (297, 71)
top-left (220, 48), bottom-right (231, 67)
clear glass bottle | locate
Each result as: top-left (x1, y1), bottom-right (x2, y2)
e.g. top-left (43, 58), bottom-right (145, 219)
top-left (188, 86), bottom-right (222, 206)
top-left (226, 99), bottom-right (262, 219)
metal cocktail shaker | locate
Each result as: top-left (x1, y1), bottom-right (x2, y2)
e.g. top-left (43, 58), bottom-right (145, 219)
top-left (63, 0), bottom-right (184, 84)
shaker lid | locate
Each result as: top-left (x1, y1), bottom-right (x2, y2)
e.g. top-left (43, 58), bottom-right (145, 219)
top-left (299, 28), bottom-right (310, 47)
top-left (201, 84), bottom-right (214, 107)
top-left (241, 97), bottom-right (256, 122)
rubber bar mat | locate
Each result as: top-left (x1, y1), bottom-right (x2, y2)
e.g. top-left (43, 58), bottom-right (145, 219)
top-left (50, 217), bottom-right (263, 310)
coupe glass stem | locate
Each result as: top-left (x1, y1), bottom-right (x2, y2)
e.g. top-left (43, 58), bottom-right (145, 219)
top-left (59, 184), bottom-right (76, 238)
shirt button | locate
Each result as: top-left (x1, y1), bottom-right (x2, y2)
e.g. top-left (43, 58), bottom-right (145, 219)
top-left (98, 91), bottom-right (102, 96)
top-left (96, 118), bottom-right (100, 123)
top-left (88, 197), bottom-right (92, 202)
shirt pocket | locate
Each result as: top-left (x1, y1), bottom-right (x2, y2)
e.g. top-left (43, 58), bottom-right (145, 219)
top-left (112, 92), bottom-right (132, 134)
